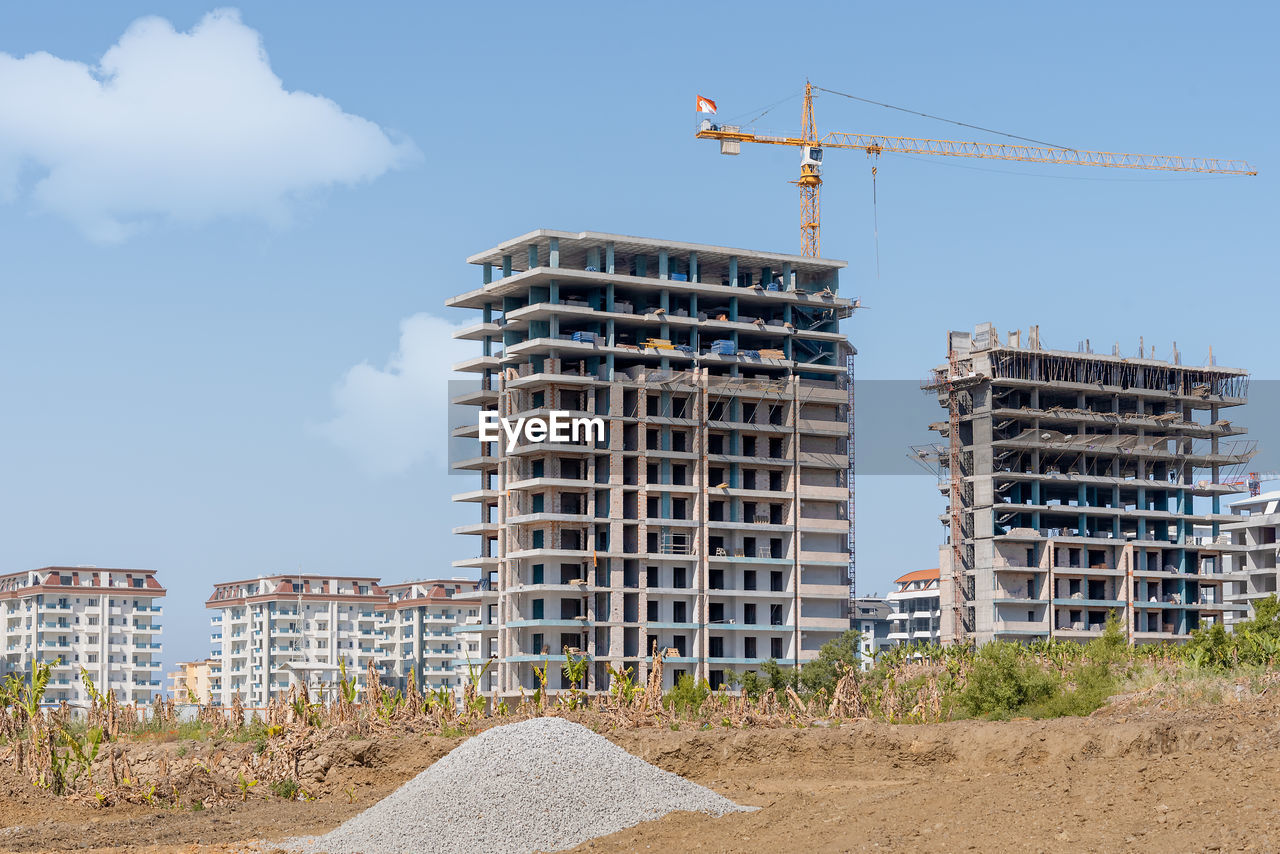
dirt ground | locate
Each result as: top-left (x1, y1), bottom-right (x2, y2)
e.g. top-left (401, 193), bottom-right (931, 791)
top-left (3, 692), bottom-right (1280, 854)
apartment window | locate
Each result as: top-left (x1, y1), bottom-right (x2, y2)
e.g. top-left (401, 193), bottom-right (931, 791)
top-left (770, 637), bottom-right (783, 659)
top-left (744, 637), bottom-right (757, 658)
top-left (646, 600), bottom-right (658, 621)
top-left (672, 601), bottom-right (687, 623)
top-left (743, 604), bottom-right (757, 625)
top-left (709, 636), bottom-right (724, 658)
top-left (646, 567), bottom-right (658, 588)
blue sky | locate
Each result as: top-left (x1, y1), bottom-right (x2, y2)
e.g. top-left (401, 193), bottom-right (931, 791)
top-left (0, 2), bottom-right (1274, 673)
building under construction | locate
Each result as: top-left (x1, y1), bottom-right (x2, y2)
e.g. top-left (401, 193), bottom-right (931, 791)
top-left (448, 230), bottom-right (856, 695)
top-left (924, 323), bottom-right (1252, 645)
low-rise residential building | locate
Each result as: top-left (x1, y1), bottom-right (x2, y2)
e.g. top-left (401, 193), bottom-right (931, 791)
top-left (887, 569), bottom-right (942, 646)
top-left (168, 658), bottom-right (216, 704)
top-left (206, 574), bottom-right (386, 706)
top-left (379, 578), bottom-right (481, 692)
top-left (1223, 491), bottom-right (1280, 626)
top-left (0, 566), bottom-right (165, 705)
top-left (851, 596), bottom-right (892, 667)
top-left (453, 574), bottom-right (499, 694)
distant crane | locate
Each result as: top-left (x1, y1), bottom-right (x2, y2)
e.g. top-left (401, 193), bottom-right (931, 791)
top-left (696, 82), bottom-right (1257, 257)
top-left (1200, 472), bottom-right (1280, 497)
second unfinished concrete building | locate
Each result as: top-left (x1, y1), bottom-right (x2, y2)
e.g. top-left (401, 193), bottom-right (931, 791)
top-left (926, 323), bottom-right (1252, 645)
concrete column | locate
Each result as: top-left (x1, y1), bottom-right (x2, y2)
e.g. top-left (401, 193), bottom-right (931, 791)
top-left (729, 257), bottom-right (738, 287)
top-left (606, 243), bottom-right (615, 274)
top-left (528, 244), bottom-right (539, 268)
top-left (483, 263), bottom-right (493, 284)
top-left (689, 294), bottom-right (699, 350)
top-left (502, 255), bottom-right (512, 277)
top-left (549, 237), bottom-right (559, 268)
top-left (658, 250), bottom-right (669, 280)
top-left (689, 252), bottom-right (698, 282)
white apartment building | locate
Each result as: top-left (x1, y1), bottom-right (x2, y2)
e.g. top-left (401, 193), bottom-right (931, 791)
top-left (851, 595), bottom-right (892, 668)
top-left (0, 566), bottom-right (164, 705)
top-left (206, 574), bottom-right (386, 706)
top-left (1223, 491), bottom-right (1280, 626)
top-left (886, 569), bottom-right (942, 646)
top-left (453, 574), bottom-right (499, 694)
top-left (379, 578), bottom-right (481, 692)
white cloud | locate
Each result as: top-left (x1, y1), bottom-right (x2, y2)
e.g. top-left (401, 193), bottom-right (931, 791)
top-left (313, 313), bottom-right (475, 476)
top-left (0, 9), bottom-right (416, 242)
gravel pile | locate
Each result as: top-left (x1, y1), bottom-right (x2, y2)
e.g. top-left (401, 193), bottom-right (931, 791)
top-left (289, 717), bottom-right (754, 854)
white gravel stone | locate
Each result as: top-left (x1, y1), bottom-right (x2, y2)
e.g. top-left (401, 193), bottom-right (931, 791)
top-left (286, 717), bottom-right (754, 854)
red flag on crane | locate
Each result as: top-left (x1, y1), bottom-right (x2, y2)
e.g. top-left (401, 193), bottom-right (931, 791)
top-left (696, 95), bottom-right (717, 114)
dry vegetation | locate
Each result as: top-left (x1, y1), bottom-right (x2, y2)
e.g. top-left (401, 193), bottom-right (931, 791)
top-left (4, 599), bottom-right (1280, 823)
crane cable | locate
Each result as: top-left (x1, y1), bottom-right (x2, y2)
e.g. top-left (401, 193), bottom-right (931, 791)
top-left (871, 165), bottom-right (881, 280)
top-left (724, 90), bottom-right (803, 129)
top-left (813, 85), bottom-right (1074, 151)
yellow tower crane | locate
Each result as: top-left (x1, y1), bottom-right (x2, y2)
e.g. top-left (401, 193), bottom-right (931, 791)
top-left (696, 82), bottom-right (1257, 257)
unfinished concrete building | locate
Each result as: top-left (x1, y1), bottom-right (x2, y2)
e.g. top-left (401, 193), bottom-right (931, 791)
top-left (448, 229), bottom-right (856, 697)
top-left (925, 323), bottom-right (1252, 645)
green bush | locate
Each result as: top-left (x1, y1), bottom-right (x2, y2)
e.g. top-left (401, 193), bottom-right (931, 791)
top-left (960, 642), bottom-right (1059, 718)
top-left (1186, 595), bottom-right (1280, 670)
top-left (1023, 661), bottom-right (1113, 718)
top-left (664, 673), bottom-right (710, 717)
top-left (799, 630), bottom-right (861, 695)
top-left (271, 778), bottom-right (300, 800)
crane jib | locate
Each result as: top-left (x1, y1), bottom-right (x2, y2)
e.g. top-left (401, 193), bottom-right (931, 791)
top-left (695, 82), bottom-right (1255, 256)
